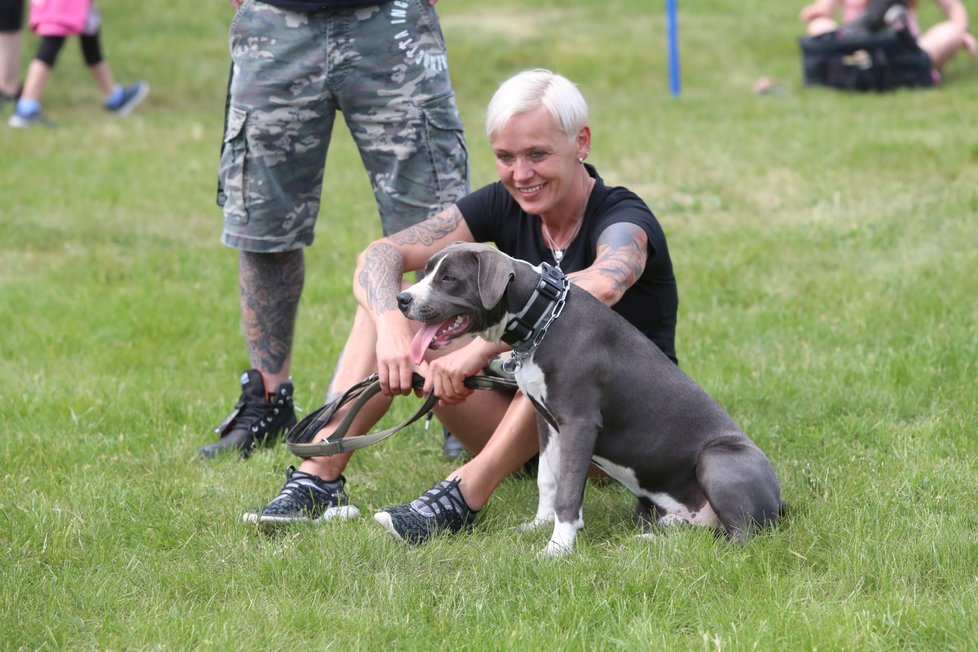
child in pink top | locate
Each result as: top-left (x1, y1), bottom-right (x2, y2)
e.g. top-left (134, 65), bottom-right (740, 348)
top-left (29, 0), bottom-right (93, 37)
top-left (8, 0), bottom-right (148, 127)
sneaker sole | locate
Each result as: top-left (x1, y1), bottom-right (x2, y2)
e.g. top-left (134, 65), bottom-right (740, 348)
top-left (242, 505), bottom-right (361, 528)
top-left (8, 114), bottom-right (53, 128)
top-left (372, 511), bottom-right (406, 542)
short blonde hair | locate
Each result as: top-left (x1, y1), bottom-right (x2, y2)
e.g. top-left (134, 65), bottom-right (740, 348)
top-left (485, 69), bottom-right (588, 142)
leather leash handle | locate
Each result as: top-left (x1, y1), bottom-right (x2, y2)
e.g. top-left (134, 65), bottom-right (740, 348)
top-left (284, 374), bottom-right (382, 445)
top-left (287, 381), bottom-right (436, 458)
top-left (285, 371), bottom-right (517, 459)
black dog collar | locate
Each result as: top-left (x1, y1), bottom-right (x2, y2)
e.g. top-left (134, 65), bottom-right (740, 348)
top-left (500, 263), bottom-right (569, 372)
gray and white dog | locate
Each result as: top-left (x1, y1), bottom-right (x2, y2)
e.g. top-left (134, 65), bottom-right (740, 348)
top-left (399, 242), bottom-right (783, 555)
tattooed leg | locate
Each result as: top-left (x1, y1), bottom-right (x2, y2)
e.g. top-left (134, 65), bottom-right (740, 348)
top-left (239, 250), bottom-right (304, 392)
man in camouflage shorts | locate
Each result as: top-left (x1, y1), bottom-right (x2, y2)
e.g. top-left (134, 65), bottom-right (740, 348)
top-left (201, 0), bottom-right (469, 459)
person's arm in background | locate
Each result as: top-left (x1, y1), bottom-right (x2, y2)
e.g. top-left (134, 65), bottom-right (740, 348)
top-left (801, 0), bottom-right (841, 23)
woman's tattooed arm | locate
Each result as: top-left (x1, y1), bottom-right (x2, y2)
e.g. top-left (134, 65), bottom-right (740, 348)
top-left (358, 205), bottom-right (466, 314)
top-left (568, 222), bottom-right (648, 306)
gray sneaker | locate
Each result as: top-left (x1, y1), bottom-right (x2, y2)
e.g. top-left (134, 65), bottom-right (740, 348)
top-left (243, 466), bottom-right (360, 528)
top-left (373, 478), bottom-right (477, 545)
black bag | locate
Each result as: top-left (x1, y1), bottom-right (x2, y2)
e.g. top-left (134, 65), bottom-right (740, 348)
top-left (799, 28), bottom-right (934, 91)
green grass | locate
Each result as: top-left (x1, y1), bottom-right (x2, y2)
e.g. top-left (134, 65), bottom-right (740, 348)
top-left (2, 0), bottom-right (978, 649)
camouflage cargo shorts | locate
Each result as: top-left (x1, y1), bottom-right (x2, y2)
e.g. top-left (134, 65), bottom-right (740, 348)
top-left (218, 0), bottom-right (470, 252)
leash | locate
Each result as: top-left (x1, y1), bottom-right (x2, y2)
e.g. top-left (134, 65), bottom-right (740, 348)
top-left (285, 367), bottom-right (517, 459)
top-left (287, 264), bottom-right (568, 458)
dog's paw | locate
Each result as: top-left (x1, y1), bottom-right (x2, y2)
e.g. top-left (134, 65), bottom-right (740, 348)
top-left (538, 540), bottom-right (573, 557)
top-left (659, 514), bottom-right (687, 527)
top-left (516, 517), bottom-right (553, 532)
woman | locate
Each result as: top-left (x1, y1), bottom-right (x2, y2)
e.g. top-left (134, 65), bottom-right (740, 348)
top-left (243, 69), bottom-right (679, 544)
top-left (800, 0), bottom-right (976, 78)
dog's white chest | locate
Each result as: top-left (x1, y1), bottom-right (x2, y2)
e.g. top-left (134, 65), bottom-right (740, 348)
top-left (514, 357), bottom-right (548, 405)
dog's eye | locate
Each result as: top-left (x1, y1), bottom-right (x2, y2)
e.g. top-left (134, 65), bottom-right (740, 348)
top-left (440, 274), bottom-right (456, 283)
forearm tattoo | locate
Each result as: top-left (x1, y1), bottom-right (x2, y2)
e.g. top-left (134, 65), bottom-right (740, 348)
top-left (239, 250), bottom-right (304, 375)
top-left (358, 206), bottom-right (464, 312)
top-left (389, 205), bottom-right (463, 246)
top-left (571, 223), bottom-right (647, 297)
top-left (358, 242), bottom-right (403, 313)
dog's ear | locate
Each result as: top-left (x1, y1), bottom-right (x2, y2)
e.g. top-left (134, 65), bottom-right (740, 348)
top-left (476, 250), bottom-right (514, 310)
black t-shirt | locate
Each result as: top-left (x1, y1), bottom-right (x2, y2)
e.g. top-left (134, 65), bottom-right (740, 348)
top-left (457, 165), bottom-right (679, 363)
top-left (259, 0), bottom-right (389, 12)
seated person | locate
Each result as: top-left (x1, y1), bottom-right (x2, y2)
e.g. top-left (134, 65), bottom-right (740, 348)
top-left (800, 0), bottom-right (976, 78)
top-left (243, 68), bottom-right (680, 544)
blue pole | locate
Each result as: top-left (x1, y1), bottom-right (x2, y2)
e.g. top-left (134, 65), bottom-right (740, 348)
top-left (666, 0), bottom-right (681, 96)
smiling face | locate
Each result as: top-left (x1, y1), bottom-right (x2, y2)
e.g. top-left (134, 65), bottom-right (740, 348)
top-left (490, 107), bottom-right (591, 220)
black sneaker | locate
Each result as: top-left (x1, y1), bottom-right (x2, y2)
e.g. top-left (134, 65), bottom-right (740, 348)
top-left (242, 466), bottom-right (360, 527)
top-left (373, 478), bottom-right (477, 545)
top-left (199, 369), bottom-right (296, 459)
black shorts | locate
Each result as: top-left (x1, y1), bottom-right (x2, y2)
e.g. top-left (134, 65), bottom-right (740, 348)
top-left (0, 0), bottom-right (24, 32)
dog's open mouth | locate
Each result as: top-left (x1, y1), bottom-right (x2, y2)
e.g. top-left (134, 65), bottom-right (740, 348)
top-left (410, 314), bottom-right (474, 364)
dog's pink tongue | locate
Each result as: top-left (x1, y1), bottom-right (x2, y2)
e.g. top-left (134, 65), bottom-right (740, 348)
top-left (410, 322), bottom-right (444, 365)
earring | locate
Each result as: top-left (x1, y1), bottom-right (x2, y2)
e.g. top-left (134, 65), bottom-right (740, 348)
top-left (577, 156), bottom-right (585, 164)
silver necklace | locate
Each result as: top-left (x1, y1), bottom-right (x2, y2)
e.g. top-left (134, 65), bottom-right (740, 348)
top-left (541, 178), bottom-right (594, 267)
top-left (542, 218), bottom-right (583, 265)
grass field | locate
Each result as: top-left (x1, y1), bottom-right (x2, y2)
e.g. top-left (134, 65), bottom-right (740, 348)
top-left (2, 0), bottom-right (977, 649)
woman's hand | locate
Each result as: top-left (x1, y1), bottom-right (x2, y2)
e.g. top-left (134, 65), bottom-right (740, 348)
top-left (800, 0), bottom-right (833, 21)
top-left (420, 340), bottom-right (495, 405)
top-left (375, 317), bottom-right (418, 397)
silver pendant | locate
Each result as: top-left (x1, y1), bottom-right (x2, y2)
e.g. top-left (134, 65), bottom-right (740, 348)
top-left (553, 249), bottom-right (563, 263)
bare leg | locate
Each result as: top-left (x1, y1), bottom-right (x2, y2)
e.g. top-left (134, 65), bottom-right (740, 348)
top-left (19, 59), bottom-right (51, 103)
top-left (87, 60), bottom-right (116, 98)
top-left (434, 393), bottom-right (540, 510)
top-left (297, 305), bottom-right (394, 481)
top-left (918, 21), bottom-right (975, 70)
top-left (0, 31), bottom-right (22, 96)
top-left (239, 250), bottom-right (303, 393)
